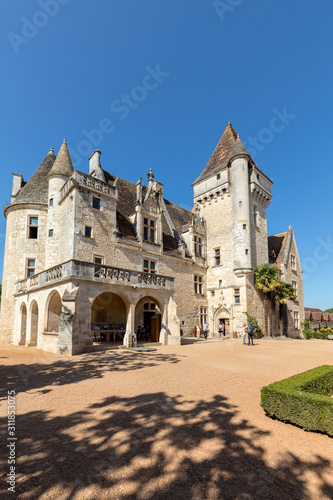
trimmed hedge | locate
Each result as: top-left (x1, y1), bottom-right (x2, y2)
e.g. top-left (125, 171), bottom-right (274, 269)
top-left (261, 365), bottom-right (333, 436)
top-left (304, 331), bottom-right (330, 340)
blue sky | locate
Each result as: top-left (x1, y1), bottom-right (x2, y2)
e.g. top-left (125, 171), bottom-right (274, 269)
top-left (1, 0), bottom-right (332, 309)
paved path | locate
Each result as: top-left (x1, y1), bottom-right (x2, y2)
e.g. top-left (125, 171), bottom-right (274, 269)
top-left (1, 339), bottom-right (333, 499)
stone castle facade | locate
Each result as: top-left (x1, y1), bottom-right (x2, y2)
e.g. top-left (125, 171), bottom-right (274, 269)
top-left (0, 123), bottom-right (304, 355)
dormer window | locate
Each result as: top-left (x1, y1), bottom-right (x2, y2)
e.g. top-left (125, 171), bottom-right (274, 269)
top-left (194, 235), bottom-right (202, 257)
top-left (143, 218), bottom-right (156, 242)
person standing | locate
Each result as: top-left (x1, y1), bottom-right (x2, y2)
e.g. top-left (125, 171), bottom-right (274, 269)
top-left (196, 325), bottom-right (200, 338)
top-left (242, 324), bottom-right (247, 345)
top-left (203, 322), bottom-right (209, 340)
top-left (247, 324), bottom-right (255, 346)
top-left (218, 321), bottom-right (225, 340)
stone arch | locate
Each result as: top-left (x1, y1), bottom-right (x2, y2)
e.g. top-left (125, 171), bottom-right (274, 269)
top-left (91, 292), bottom-right (127, 342)
top-left (135, 295), bottom-right (163, 342)
top-left (30, 300), bottom-right (39, 346)
top-left (20, 302), bottom-right (27, 344)
top-left (45, 290), bottom-right (62, 332)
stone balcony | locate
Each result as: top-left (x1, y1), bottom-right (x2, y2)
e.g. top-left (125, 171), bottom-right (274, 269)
top-left (59, 170), bottom-right (117, 204)
top-left (15, 260), bottom-right (175, 294)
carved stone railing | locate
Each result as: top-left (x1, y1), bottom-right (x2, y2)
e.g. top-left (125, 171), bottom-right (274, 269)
top-left (59, 170), bottom-right (117, 203)
top-left (138, 273), bottom-right (166, 287)
top-left (94, 265), bottom-right (131, 282)
top-left (46, 265), bottom-right (62, 282)
top-left (15, 260), bottom-right (174, 294)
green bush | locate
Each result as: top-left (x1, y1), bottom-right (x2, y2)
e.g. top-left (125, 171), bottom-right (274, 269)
top-left (261, 365), bottom-right (333, 436)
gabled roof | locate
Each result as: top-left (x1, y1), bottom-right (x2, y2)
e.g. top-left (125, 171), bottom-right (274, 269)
top-left (47, 140), bottom-right (73, 179)
top-left (103, 169), bottom-right (193, 256)
top-left (268, 233), bottom-right (287, 269)
top-left (11, 148), bottom-right (55, 206)
top-left (193, 123), bottom-right (237, 185)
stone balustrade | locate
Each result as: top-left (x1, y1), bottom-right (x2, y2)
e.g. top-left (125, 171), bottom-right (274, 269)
top-left (59, 170), bottom-right (117, 202)
top-left (15, 260), bottom-right (174, 294)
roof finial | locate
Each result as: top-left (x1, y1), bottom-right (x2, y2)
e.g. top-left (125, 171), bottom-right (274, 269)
top-left (63, 139), bottom-right (67, 143)
top-left (147, 169), bottom-right (154, 183)
top-left (49, 147), bottom-right (54, 153)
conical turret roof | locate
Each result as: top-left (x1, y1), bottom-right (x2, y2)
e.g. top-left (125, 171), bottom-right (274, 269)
top-left (47, 140), bottom-right (74, 179)
top-left (229, 134), bottom-right (251, 160)
top-left (193, 122), bottom-right (237, 184)
top-left (11, 148), bottom-right (56, 206)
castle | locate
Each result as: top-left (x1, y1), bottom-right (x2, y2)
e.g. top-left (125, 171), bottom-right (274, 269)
top-left (0, 123), bottom-right (304, 355)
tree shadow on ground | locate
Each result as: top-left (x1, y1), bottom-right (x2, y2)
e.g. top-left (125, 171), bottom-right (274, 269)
top-left (2, 392), bottom-right (332, 499)
top-left (0, 349), bottom-right (182, 398)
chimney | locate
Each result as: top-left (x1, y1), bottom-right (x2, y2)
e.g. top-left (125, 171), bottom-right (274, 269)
top-left (88, 150), bottom-right (105, 182)
top-left (11, 173), bottom-right (24, 202)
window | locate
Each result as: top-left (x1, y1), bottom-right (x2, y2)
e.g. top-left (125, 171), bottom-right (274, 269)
top-left (291, 255), bottom-right (296, 271)
top-left (219, 279), bottom-right (222, 287)
top-left (26, 259), bottom-right (35, 277)
top-left (234, 288), bottom-right (240, 304)
top-left (200, 307), bottom-right (207, 326)
top-left (49, 198), bottom-right (53, 207)
top-left (239, 201), bottom-right (242, 207)
top-left (243, 224), bottom-right (247, 230)
top-left (49, 229), bottom-right (53, 237)
top-left (94, 256), bottom-right (103, 265)
top-left (194, 235), bottom-right (202, 257)
top-left (144, 302), bottom-right (156, 311)
top-left (28, 216), bottom-right (38, 239)
top-left (143, 217), bottom-right (156, 242)
top-left (217, 173), bottom-right (220, 180)
top-left (292, 280), bottom-right (297, 298)
top-left (143, 259), bottom-right (156, 274)
top-left (92, 197), bottom-right (100, 210)
top-left (215, 248), bottom-right (221, 266)
top-left (85, 226), bottom-right (92, 238)
top-left (245, 249), bottom-right (249, 255)
top-left (294, 311), bottom-right (299, 329)
top-left (211, 291), bottom-right (215, 297)
top-left (194, 275), bottom-right (203, 294)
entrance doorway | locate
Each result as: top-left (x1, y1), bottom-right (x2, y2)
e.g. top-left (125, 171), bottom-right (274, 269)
top-left (219, 318), bottom-right (230, 335)
top-left (135, 297), bottom-right (162, 342)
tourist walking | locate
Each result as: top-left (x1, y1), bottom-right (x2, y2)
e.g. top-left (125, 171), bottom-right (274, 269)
top-left (242, 324), bottom-right (247, 345)
top-left (203, 322), bottom-right (209, 340)
top-left (247, 325), bottom-right (255, 346)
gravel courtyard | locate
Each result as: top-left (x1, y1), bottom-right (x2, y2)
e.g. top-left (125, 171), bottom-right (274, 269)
top-left (1, 338), bottom-right (333, 500)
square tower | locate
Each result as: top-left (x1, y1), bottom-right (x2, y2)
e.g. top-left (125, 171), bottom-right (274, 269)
top-left (192, 123), bottom-right (272, 335)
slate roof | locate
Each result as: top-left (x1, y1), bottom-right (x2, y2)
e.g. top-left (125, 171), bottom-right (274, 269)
top-left (103, 169), bottom-right (193, 256)
top-left (47, 140), bottom-right (74, 179)
top-left (304, 307), bottom-right (322, 312)
top-left (230, 134), bottom-right (251, 160)
top-left (193, 122), bottom-right (237, 185)
top-left (11, 148), bottom-right (55, 206)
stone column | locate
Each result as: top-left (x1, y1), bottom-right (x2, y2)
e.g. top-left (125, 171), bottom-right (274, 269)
top-left (123, 303), bottom-right (137, 348)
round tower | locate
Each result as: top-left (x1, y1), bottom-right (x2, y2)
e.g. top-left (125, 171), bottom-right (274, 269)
top-left (46, 140), bottom-right (74, 269)
top-left (230, 135), bottom-right (252, 277)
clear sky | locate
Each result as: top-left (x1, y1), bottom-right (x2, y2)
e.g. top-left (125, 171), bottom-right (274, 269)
top-left (1, 0), bottom-right (332, 310)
